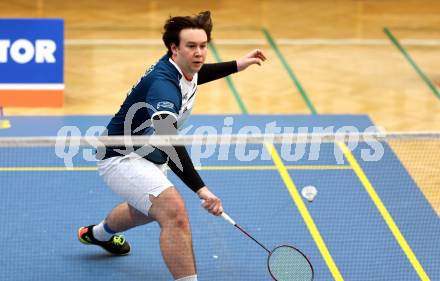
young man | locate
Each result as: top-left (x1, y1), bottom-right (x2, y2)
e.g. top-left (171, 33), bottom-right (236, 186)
top-left (78, 11), bottom-right (266, 281)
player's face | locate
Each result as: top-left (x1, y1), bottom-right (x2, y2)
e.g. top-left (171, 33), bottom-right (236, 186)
top-left (171, 28), bottom-right (208, 79)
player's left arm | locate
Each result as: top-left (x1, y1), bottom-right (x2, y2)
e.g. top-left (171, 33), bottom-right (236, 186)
top-left (198, 49), bottom-right (266, 85)
top-left (236, 49), bottom-right (266, 71)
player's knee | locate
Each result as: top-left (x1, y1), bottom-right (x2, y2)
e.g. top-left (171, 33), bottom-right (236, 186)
top-left (161, 199), bottom-right (190, 230)
top-left (173, 212), bottom-right (190, 231)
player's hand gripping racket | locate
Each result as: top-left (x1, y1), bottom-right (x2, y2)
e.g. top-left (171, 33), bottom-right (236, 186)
top-left (218, 210), bottom-right (314, 281)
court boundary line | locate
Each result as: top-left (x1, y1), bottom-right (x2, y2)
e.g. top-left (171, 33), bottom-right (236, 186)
top-left (338, 142), bottom-right (431, 281)
top-left (266, 143), bottom-right (345, 280)
top-left (0, 165), bottom-right (352, 172)
top-left (262, 28), bottom-right (318, 114)
top-left (384, 27), bottom-right (440, 100)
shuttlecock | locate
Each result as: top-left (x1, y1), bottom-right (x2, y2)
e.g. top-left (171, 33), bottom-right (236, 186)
top-left (301, 185), bottom-right (317, 202)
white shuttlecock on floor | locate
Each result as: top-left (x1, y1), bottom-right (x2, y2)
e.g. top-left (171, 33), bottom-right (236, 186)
top-left (301, 185), bottom-right (318, 202)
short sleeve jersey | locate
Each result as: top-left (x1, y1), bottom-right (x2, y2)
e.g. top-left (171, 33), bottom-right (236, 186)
top-left (105, 55), bottom-right (198, 163)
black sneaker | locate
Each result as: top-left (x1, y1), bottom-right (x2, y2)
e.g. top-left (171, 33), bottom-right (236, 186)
top-left (78, 225), bottom-right (131, 256)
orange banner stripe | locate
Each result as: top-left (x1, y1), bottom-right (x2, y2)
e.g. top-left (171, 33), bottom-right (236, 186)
top-left (0, 90), bottom-right (63, 107)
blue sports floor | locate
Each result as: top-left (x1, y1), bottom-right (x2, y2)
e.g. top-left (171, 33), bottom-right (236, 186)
top-left (0, 115), bottom-right (439, 281)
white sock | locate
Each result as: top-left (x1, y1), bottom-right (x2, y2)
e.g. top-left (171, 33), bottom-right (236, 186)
top-left (92, 220), bottom-right (116, 241)
top-left (175, 275), bottom-right (197, 281)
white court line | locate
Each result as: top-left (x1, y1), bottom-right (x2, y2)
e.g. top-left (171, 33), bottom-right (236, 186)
top-left (66, 38), bottom-right (440, 46)
top-left (0, 84), bottom-right (64, 90)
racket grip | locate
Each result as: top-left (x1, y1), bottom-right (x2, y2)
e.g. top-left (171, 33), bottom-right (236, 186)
top-left (200, 200), bottom-right (236, 225)
top-left (221, 212), bottom-right (236, 226)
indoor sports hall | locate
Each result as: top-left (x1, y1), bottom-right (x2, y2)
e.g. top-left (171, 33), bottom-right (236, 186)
top-left (1, 1), bottom-right (439, 281)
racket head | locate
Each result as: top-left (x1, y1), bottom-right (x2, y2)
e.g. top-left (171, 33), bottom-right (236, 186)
top-left (267, 245), bottom-right (314, 281)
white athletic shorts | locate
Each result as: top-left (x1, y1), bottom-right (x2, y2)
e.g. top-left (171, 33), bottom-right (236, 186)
top-left (97, 152), bottom-right (173, 215)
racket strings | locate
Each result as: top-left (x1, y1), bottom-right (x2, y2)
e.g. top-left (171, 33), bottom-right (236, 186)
top-left (268, 246), bottom-right (313, 281)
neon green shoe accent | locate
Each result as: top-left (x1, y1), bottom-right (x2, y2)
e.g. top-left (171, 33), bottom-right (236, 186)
top-left (111, 235), bottom-right (125, 246)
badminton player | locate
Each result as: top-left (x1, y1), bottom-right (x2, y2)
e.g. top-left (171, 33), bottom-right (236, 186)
top-left (77, 11), bottom-right (266, 281)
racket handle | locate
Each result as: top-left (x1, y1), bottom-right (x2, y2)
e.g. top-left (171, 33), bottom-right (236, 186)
top-left (200, 200), bottom-right (236, 225)
top-left (221, 212), bottom-right (236, 225)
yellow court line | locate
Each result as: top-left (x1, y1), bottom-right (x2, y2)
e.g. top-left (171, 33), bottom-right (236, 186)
top-left (198, 165), bottom-right (351, 171)
top-left (338, 142), bottom-right (430, 281)
top-left (286, 165), bottom-right (351, 170)
top-left (0, 167), bottom-right (98, 171)
top-left (198, 166), bottom-right (276, 171)
top-left (0, 165), bottom-right (351, 172)
top-left (0, 119), bottom-right (11, 129)
top-left (265, 143), bottom-right (344, 281)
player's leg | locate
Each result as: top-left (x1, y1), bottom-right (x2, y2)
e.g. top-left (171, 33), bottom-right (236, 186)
top-left (79, 153), bottom-right (171, 255)
top-left (78, 201), bottom-right (154, 255)
top-left (104, 201), bottom-right (154, 232)
top-left (148, 187), bottom-right (197, 281)
top-left (86, 200), bottom-right (154, 240)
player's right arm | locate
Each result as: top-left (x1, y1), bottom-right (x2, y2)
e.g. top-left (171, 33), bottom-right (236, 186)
top-left (152, 113), bottom-right (223, 216)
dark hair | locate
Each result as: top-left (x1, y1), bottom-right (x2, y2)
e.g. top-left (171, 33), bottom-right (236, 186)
top-left (162, 11), bottom-right (212, 56)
